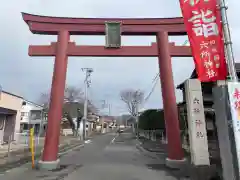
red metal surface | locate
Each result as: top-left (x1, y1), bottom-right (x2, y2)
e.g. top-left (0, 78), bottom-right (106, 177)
top-left (22, 12), bottom-right (184, 24)
top-left (29, 42), bottom-right (191, 57)
top-left (157, 32), bottom-right (184, 160)
top-left (41, 30), bottom-right (69, 162)
top-left (22, 13), bottom-right (191, 163)
top-left (22, 13), bottom-right (187, 35)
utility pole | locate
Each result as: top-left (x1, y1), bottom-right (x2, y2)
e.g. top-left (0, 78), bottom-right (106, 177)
top-left (219, 0), bottom-right (238, 81)
top-left (108, 103), bottom-right (111, 116)
top-left (134, 90), bottom-right (142, 139)
top-left (135, 101), bottom-right (139, 140)
top-left (82, 68), bottom-right (93, 140)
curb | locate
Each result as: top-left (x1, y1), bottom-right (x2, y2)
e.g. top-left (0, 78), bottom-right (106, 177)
top-left (135, 141), bottom-right (162, 158)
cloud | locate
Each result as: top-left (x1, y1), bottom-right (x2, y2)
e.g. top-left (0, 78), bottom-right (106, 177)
top-left (0, 0), bottom-right (239, 115)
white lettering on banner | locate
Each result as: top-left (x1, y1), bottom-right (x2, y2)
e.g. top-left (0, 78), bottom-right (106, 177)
top-left (199, 40), bottom-right (218, 78)
top-left (188, 10), bottom-right (219, 37)
top-left (209, 40), bottom-right (215, 45)
top-left (206, 68), bottom-right (216, 78)
top-left (213, 54), bottom-right (220, 68)
top-left (185, 79), bottom-right (210, 165)
top-left (200, 40), bottom-right (216, 50)
top-left (211, 48), bottom-right (217, 53)
top-left (183, 0), bottom-right (209, 6)
top-left (200, 41), bottom-right (209, 49)
top-left (204, 59), bottom-right (213, 68)
top-left (201, 51), bottom-right (210, 59)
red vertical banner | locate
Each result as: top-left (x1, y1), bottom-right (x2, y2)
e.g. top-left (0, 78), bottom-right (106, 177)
top-left (179, 0), bottom-right (227, 82)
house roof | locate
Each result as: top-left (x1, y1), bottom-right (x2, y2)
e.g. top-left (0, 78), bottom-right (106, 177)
top-left (0, 107), bottom-right (17, 115)
top-left (22, 99), bottom-right (43, 108)
top-left (176, 63), bottom-right (240, 90)
top-left (2, 90), bottom-right (23, 99)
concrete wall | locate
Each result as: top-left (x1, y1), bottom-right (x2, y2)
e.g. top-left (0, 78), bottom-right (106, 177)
top-left (0, 91), bottom-right (23, 142)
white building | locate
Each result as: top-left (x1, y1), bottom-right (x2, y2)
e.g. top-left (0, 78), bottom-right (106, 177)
top-left (0, 90), bottom-right (23, 144)
top-left (20, 100), bottom-right (46, 134)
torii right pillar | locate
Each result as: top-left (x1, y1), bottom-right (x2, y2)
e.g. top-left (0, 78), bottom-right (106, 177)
top-left (156, 31), bottom-right (186, 168)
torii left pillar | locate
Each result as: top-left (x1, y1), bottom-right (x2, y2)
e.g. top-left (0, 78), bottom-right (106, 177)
top-left (38, 30), bottom-right (69, 170)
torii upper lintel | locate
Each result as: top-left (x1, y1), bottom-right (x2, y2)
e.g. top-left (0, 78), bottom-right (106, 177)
top-left (22, 12), bottom-right (187, 36)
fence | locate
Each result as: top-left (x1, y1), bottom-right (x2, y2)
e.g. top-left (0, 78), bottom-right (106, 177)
top-left (137, 130), bottom-right (167, 143)
top-left (17, 132), bottom-right (43, 146)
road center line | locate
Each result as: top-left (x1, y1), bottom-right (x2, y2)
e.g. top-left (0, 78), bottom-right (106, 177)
top-left (110, 134), bottom-right (118, 144)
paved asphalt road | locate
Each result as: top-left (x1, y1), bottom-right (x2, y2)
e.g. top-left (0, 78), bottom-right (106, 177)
top-left (1, 129), bottom-right (177, 180)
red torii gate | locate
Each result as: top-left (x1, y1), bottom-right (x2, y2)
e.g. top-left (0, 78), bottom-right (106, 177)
top-left (22, 12), bottom-right (191, 170)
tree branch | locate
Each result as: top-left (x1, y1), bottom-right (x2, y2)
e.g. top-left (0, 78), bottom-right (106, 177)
top-left (120, 89), bottom-right (144, 116)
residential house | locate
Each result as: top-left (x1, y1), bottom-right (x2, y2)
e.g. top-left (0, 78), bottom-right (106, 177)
top-left (20, 100), bottom-right (46, 134)
top-left (99, 116), bottom-right (115, 133)
top-left (61, 102), bottom-right (98, 135)
top-left (0, 90), bottom-right (23, 144)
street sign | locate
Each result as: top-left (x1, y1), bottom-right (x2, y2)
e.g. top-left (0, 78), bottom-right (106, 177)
top-left (105, 21), bottom-right (121, 48)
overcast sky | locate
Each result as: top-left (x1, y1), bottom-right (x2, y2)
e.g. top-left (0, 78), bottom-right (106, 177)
top-left (0, 0), bottom-right (239, 115)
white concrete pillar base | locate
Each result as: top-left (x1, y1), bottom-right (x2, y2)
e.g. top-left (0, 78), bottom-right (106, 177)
top-left (165, 157), bottom-right (187, 169)
top-left (38, 159), bottom-right (60, 170)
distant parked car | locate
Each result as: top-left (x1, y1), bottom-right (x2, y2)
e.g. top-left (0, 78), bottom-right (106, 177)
top-left (117, 129), bottom-right (123, 133)
top-left (119, 125), bottom-right (125, 129)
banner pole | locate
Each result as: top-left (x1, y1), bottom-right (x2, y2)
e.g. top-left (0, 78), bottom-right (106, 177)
top-left (219, 0), bottom-right (238, 81)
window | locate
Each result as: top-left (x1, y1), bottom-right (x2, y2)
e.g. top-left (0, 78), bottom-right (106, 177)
top-left (21, 112), bottom-right (29, 117)
top-left (30, 110), bottom-right (41, 120)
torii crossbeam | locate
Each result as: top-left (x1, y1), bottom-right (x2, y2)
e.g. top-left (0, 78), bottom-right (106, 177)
top-left (29, 42), bottom-right (191, 57)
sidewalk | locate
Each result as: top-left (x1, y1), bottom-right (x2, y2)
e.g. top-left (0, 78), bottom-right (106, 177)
top-left (0, 131), bottom-right (106, 180)
top-left (0, 137), bottom-right (45, 159)
top-left (0, 136), bottom-right (84, 173)
top-left (137, 137), bottom-right (222, 180)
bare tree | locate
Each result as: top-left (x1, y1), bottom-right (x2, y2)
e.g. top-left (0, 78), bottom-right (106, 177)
top-left (38, 85), bottom-right (84, 106)
top-left (120, 89), bottom-right (144, 116)
top-left (38, 85), bottom-right (97, 136)
top-left (38, 92), bottom-right (50, 110)
top-left (64, 85), bottom-right (84, 103)
top-left (87, 100), bottom-right (99, 114)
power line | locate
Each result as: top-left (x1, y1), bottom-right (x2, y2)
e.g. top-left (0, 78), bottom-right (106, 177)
top-left (152, 73), bottom-right (159, 82)
top-left (183, 40), bottom-right (189, 46)
top-left (143, 77), bottom-right (159, 104)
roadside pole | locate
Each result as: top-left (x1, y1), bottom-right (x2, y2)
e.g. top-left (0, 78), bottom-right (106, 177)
top-left (135, 103), bottom-right (139, 141)
top-left (219, 0), bottom-right (237, 81)
top-left (38, 109), bottom-right (44, 144)
top-left (82, 68), bottom-right (93, 140)
top-left (211, 1), bottom-right (240, 179)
